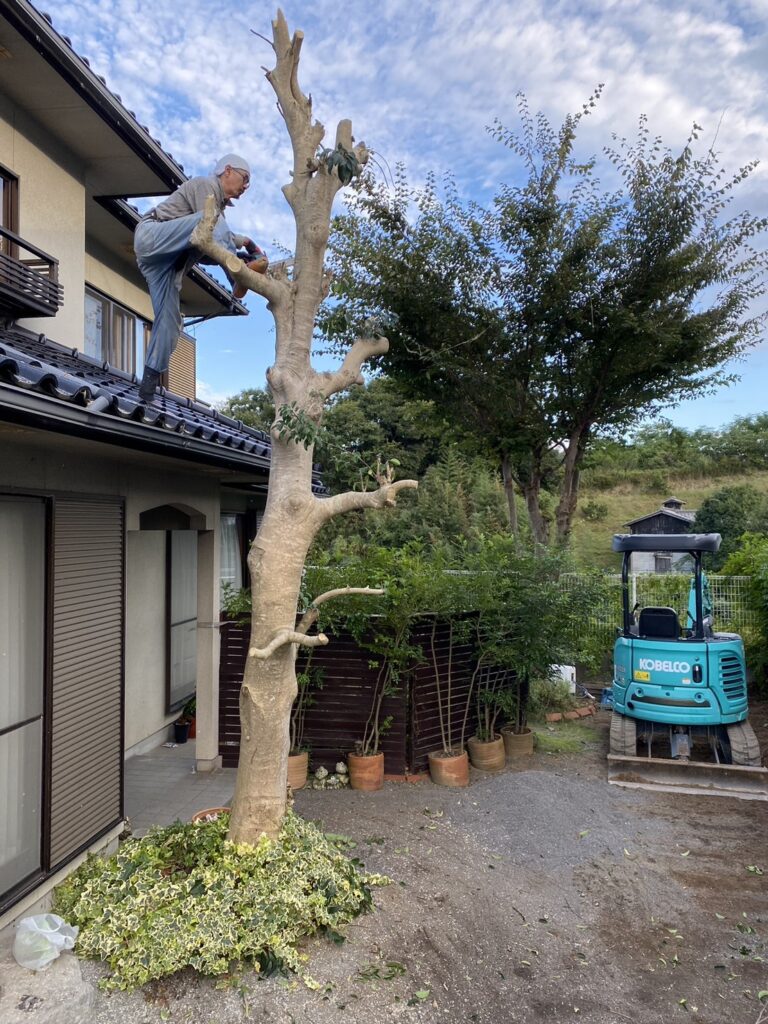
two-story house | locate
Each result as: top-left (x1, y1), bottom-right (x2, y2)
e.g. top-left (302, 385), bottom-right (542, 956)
top-left (0, 0), bottom-right (275, 923)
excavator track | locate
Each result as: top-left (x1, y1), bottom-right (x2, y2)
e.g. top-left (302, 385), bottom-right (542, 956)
top-left (727, 720), bottom-right (762, 767)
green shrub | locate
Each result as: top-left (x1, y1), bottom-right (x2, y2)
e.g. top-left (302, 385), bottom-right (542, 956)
top-left (528, 678), bottom-right (578, 718)
top-left (53, 812), bottom-right (386, 991)
top-left (580, 499), bottom-right (609, 522)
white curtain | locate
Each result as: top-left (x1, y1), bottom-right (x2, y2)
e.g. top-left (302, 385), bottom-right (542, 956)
top-left (219, 514), bottom-right (243, 594)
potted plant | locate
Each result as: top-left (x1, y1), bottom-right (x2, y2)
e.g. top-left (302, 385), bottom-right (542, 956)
top-left (426, 612), bottom-right (473, 787)
top-left (182, 696), bottom-right (196, 739)
top-left (498, 674), bottom-right (535, 758)
top-left (288, 658), bottom-right (322, 790)
top-left (173, 714), bottom-right (191, 744)
top-left (347, 645), bottom-right (401, 791)
top-left (467, 666), bottom-right (507, 772)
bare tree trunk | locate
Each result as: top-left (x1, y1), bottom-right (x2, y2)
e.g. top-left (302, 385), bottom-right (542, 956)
top-left (554, 427), bottom-right (588, 547)
top-left (500, 453), bottom-right (518, 543)
top-left (191, 10), bottom-right (417, 843)
top-left (520, 473), bottom-right (549, 546)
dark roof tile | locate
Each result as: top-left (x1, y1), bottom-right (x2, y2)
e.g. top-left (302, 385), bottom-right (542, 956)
top-left (0, 326), bottom-right (276, 466)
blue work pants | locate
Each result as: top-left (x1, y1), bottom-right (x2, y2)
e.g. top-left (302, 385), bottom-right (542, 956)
top-left (134, 212), bottom-right (235, 373)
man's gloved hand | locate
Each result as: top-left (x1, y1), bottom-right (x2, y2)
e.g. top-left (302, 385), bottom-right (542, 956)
top-left (232, 248), bottom-right (269, 298)
top-left (236, 246), bottom-right (269, 273)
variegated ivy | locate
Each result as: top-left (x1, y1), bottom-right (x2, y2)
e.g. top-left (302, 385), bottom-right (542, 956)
top-left (53, 812), bottom-right (387, 991)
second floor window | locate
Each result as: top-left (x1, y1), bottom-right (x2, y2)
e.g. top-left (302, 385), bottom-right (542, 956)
top-left (0, 167), bottom-right (19, 257)
top-left (84, 287), bottom-right (146, 375)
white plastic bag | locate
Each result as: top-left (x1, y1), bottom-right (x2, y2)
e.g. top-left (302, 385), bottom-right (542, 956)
top-left (12, 913), bottom-right (79, 971)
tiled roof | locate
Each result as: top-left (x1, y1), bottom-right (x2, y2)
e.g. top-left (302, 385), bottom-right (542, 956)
top-left (36, 6), bottom-right (185, 182)
top-left (624, 507), bottom-right (697, 528)
top-left (0, 326), bottom-right (273, 466)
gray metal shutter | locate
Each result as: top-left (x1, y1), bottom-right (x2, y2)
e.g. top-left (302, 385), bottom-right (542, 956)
top-left (49, 498), bottom-right (124, 868)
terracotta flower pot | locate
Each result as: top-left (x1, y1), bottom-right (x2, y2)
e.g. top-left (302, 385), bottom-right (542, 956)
top-left (191, 806), bottom-right (230, 823)
top-left (428, 749), bottom-right (469, 787)
top-left (287, 750), bottom-right (309, 790)
top-left (467, 735), bottom-right (506, 772)
top-left (502, 726), bottom-right (534, 759)
top-left (188, 717), bottom-right (197, 739)
top-left (347, 752), bottom-right (385, 791)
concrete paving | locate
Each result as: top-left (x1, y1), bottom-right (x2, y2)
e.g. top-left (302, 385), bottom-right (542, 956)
top-left (124, 738), bottom-right (236, 834)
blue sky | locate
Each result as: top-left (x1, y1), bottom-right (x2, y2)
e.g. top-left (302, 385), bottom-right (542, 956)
top-left (51, 0), bottom-right (768, 431)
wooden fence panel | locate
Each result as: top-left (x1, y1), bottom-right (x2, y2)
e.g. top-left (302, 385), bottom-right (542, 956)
top-left (218, 616), bottom-right (512, 776)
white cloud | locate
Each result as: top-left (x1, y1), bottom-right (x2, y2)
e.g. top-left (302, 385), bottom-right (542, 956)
top-left (49, 0), bottom-right (768, 423)
top-left (195, 379), bottom-right (232, 409)
top-left (49, 0), bottom-right (768, 240)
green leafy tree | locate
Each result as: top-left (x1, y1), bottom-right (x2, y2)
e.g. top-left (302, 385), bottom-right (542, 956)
top-left (694, 485), bottom-right (768, 569)
top-left (219, 387), bottom-right (275, 432)
top-left (315, 449), bottom-right (517, 557)
top-left (721, 533), bottom-right (768, 692)
top-left (323, 93), bottom-right (768, 545)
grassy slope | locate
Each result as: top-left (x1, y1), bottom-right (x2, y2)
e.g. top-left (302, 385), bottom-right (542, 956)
top-left (570, 470), bottom-right (768, 570)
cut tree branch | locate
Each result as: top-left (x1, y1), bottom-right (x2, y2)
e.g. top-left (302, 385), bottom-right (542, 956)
top-left (316, 478), bottom-right (418, 522)
top-left (190, 196), bottom-right (286, 307)
top-left (314, 333), bottom-right (390, 398)
top-left (248, 628), bottom-right (329, 660)
top-left (297, 586), bottom-right (384, 633)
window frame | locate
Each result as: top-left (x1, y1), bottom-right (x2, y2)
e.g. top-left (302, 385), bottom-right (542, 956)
top-left (84, 285), bottom-right (147, 375)
top-left (0, 493), bottom-right (51, 913)
top-left (165, 531), bottom-right (198, 715)
top-left (0, 164), bottom-right (19, 258)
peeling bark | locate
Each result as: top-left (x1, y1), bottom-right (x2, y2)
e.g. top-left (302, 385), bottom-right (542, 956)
top-left (192, 9), bottom-right (417, 843)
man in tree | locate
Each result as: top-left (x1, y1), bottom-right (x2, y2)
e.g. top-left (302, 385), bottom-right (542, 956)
top-left (134, 153), bottom-right (268, 401)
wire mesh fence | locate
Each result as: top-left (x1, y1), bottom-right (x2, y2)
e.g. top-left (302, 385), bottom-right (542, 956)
top-left (560, 573), bottom-right (756, 647)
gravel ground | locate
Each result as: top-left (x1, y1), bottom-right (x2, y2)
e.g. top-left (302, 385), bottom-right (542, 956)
top-left (3, 707), bottom-right (767, 1024)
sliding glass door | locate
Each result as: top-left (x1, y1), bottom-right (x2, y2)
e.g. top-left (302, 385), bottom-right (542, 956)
top-left (0, 497), bottom-right (45, 898)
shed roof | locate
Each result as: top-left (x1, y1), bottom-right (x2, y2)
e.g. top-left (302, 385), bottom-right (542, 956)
top-left (623, 507), bottom-right (697, 528)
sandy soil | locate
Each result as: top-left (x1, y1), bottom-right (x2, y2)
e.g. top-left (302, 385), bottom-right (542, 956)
top-left (76, 703), bottom-right (768, 1024)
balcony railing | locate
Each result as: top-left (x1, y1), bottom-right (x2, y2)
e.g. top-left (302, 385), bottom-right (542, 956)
top-left (0, 226), bottom-right (64, 319)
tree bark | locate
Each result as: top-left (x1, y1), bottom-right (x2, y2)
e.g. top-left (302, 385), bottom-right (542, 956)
top-left (520, 472), bottom-right (549, 546)
top-left (191, 10), bottom-right (417, 843)
top-left (554, 426), bottom-right (589, 546)
top-left (500, 453), bottom-right (519, 543)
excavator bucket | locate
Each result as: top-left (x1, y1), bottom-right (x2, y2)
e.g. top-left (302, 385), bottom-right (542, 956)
top-left (608, 754), bottom-right (768, 801)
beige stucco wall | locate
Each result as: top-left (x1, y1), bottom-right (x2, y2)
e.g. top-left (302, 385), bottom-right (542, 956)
top-left (0, 425), bottom-right (223, 758)
top-left (0, 96), bottom-right (86, 345)
top-left (86, 240), bottom-right (154, 323)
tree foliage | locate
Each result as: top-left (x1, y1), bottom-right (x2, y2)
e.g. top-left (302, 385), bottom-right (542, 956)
top-left (721, 533), bottom-right (768, 693)
top-left (583, 415), bottom-right (768, 489)
top-left (694, 485), bottom-right (768, 569)
top-left (322, 93), bottom-right (768, 545)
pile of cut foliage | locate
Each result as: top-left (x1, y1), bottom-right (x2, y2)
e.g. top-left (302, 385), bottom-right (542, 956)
top-left (53, 812), bottom-right (386, 990)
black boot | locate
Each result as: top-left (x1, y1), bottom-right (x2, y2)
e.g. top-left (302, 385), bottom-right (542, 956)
top-left (138, 367), bottom-right (162, 403)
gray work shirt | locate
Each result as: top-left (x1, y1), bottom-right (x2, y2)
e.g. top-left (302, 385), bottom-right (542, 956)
top-left (141, 175), bottom-right (248, 247)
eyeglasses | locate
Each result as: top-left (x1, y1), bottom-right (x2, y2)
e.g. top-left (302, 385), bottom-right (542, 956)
top-left (231, 167), bottom-right (250, 188)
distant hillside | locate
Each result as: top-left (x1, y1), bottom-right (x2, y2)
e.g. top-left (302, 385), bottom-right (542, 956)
top-left (569, 471), bottom-right (768, 570)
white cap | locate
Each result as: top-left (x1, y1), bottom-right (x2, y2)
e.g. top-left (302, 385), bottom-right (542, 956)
top-left (214, 153), bottom-right (251, 176)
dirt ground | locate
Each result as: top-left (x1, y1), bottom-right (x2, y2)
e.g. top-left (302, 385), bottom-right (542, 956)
top-left (36, 707), bottom-right (768, 1023)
